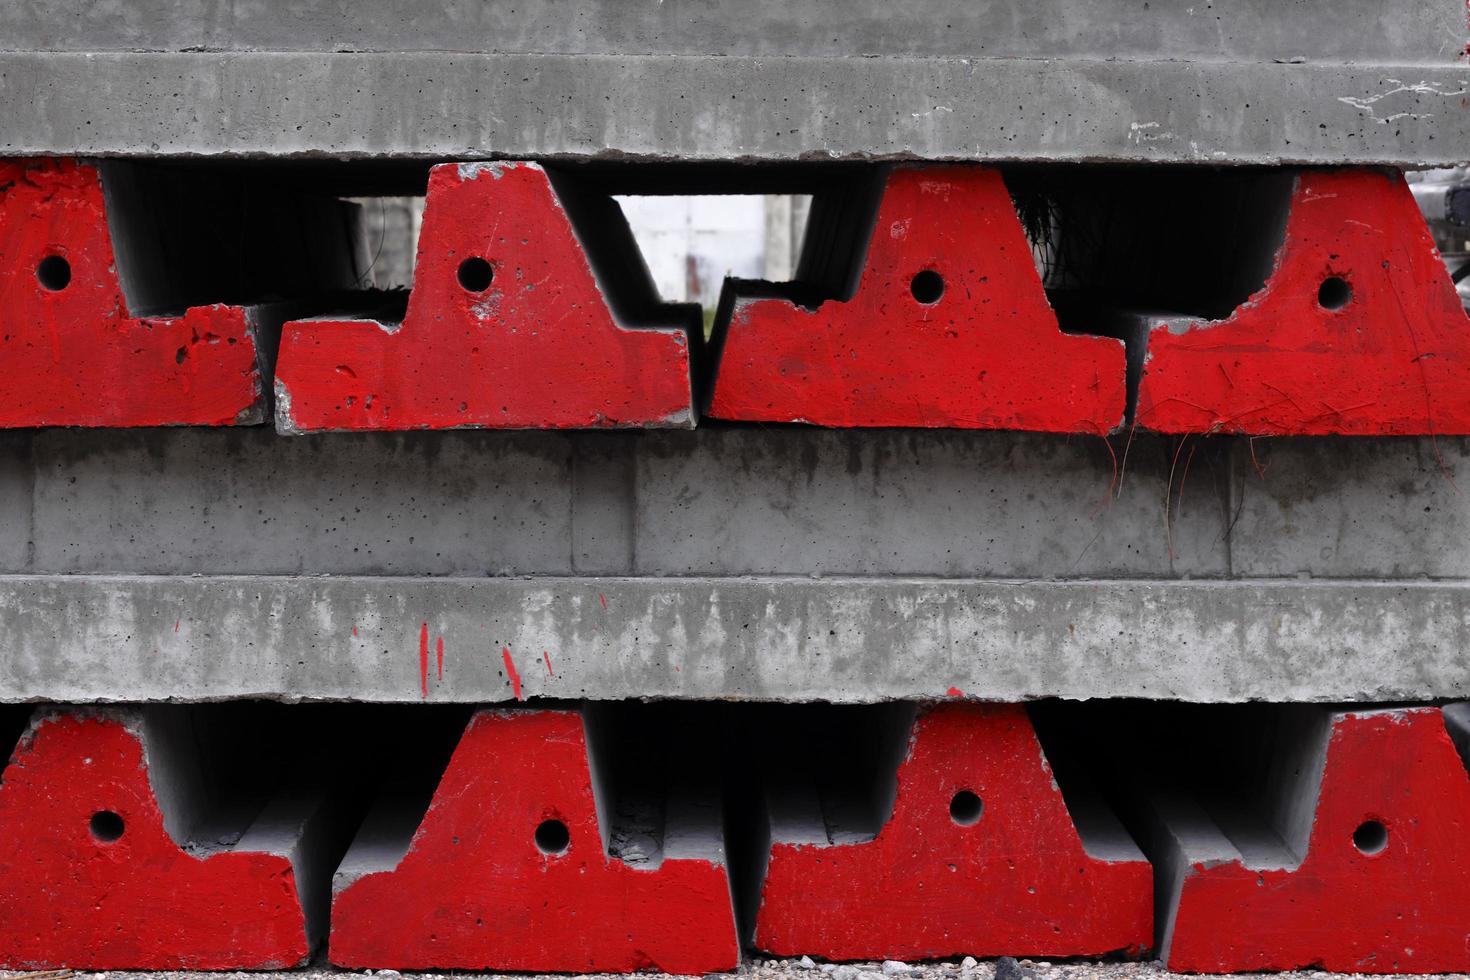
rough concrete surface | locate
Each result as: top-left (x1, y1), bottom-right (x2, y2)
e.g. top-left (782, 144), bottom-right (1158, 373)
top-left (2, 0), bottom-right (1466, 163)
top-left (6, 427), bottom-right (1470, 581)
top-left (1, 54), bottom-right (1466, 165)
top-left (4, 0), bottom-right (1461, 61)
top-left (2, 575), bottom-right (1469, 704)
top-left (47, 957), bottom-right (1470, 980)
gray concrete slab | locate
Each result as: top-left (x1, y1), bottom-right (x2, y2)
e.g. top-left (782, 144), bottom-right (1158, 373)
top-left (18, 429), bottom-right (1229, 579)
top-left (1228, 437), bottom-right (1470, 578)
top-left (635, 430), bottom-right (1226, 578)
top-left (2, 575), bottom-right (1467, 704)
top-left (0, 433), bottom-right (33, 572)
top-left (0, 53), bottom-right (1466, 165)
top-left (4, 0), bottom-right (1461, 63)
top-left (22, 428), bottom-right (1470, 581)
top-left (29, 430), bottom-right (575, 576)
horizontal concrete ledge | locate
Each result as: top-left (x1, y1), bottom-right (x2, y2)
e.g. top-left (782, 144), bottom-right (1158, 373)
top-left (1, 53), bottom-right (1467, 165)
top-left (2, 575), bottom-right (1466, 704)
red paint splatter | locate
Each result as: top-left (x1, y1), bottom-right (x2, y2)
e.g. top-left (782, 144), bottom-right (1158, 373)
top-left (947, 686), bottom-right (965, 697)
top-left (436, 636), bottom-right (444, 680)
top-left (542, 650), bottom-right (553, 676)
top-left (173, 619), bottom-right (180, 633)
top-left (419, 623), bottom-right (430, 698)
top-left (598, 593), bottom-right (608, 610)
top-left (351, 625), bottom-right (358, 637)
top-left (502, 647), bottom-right (523, 701)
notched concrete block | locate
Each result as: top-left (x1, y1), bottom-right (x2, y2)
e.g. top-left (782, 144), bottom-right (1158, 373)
top-left (274, 162), bottom-right (700, 432)
top-left (329, 707), bottom-right (740, 972)
top-left (753, 702), bottom-right (1152, 960)
top-left (1137, 170), bottom-right (1470, 435)
top-left (1146, 705), bottom-right (1470, 972)
top-left (706, 166), bottom-right (1127, 433)
top-left (0, 706), bottom-right (338, 969)
top-left (0, 160), bottom-right (268, 427)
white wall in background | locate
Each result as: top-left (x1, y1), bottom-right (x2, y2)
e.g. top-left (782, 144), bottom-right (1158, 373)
top-left (619, 195), bottom-right (809, 306)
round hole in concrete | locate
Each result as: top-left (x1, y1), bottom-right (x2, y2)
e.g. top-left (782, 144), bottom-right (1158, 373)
top-left (1317, 275), bottom-right (1352, 311)
top-left (535, 818), bottom-right (570, 855)
top-left (910, 270), bottom-right (945, 305)
top-left (949, 789), bottom-right (983, 826)
top-left (1352, 819), bottom-right (1387, 855)
top-left (36, 255), bottom-right (72, 292)
top-left (89, 810), bottom-right (125, 843)
top-left (457, 257), bottom-right (494, 292)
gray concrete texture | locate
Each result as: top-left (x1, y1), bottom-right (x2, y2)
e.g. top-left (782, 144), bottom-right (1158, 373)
top-left (4, 0), bottom-right (1463, 62)
top-left (3, 0), bottom-right (1466, 164)
top-left (4, 53), bottom-right (1466, 166)
top-left (3, 429), bottom-right (1470, 704)
top-left (2, 575), bottom-right (1467, 704)
top-left (2, 428), bottom-right (1469, 580)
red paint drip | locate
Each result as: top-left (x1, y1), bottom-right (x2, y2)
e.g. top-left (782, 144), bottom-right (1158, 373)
top-left (174, 619), bottom-right (180, 633)
top-left (419, 623), bottom-right (430, 698)
top-left (436, 636), bottom-right (445, 680)
top-left (598, 593), bottom-right (608, 610)
top-left (502, 647), bottom-right (523, 701)
top-left (351, 625), bottom-right (358, 637)
top-left (542, 650), bottom-right (553, 676)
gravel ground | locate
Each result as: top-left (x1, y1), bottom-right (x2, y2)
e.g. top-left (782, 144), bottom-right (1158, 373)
top-left (22, 956), bottom-right (1467, 980)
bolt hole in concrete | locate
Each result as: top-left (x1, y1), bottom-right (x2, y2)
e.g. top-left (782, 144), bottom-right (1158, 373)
top-left (534, 818), bottom-right (570, 855)
top-left (1318, 275), bottom-right (1353, 311)
top-left (457, 256), bottom-right (494, 292)
top-left (1352, 819), bottom-right (1388, 855)
top-left (36, 254), bottom-right (71, 291)
top-left (949, 789), bottom-right (983, 826)
top-left (89, 809), bottom-right (125, 842)
top-left (911, 269), bottom-right (945, 305)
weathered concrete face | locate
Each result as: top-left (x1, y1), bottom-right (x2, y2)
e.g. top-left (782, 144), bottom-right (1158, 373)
top-left (1, 57), bottom-right (1466, 165)
top-left (0, 428), bottom-right (1466, 703)
top-left (3, 0), bottom-right (1461, 62)
top-left (0, 428), bottom-right (1230, 578)
top-left (9, 428), bottom-right (1470, 581)
top-left (2, 575), bottom-right (1468, 705)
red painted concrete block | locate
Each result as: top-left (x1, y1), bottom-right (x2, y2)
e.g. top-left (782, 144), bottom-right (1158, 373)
top-left (754, 703), bottom-right (1152, 960)
top-left (0, 710), bottom-right (315, 969)
top-left (1137, 170), bottom-right (1470, 434)
top-left (0, 159), bottom-right (269, 426)
top-left (330, 709), bottom-right (739, 972)
top-left (275, 162), bottom-right (697, 431)
top-left (707, 167), bottom-right (1126, 432)
top-left (1162, 706), bottom-right (1470, 973)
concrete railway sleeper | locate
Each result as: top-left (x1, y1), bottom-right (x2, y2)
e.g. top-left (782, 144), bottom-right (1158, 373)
top-left (3, 158), bottom-right (1469, 436)
top-left (0, 700), bottom-right (1469, 973)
